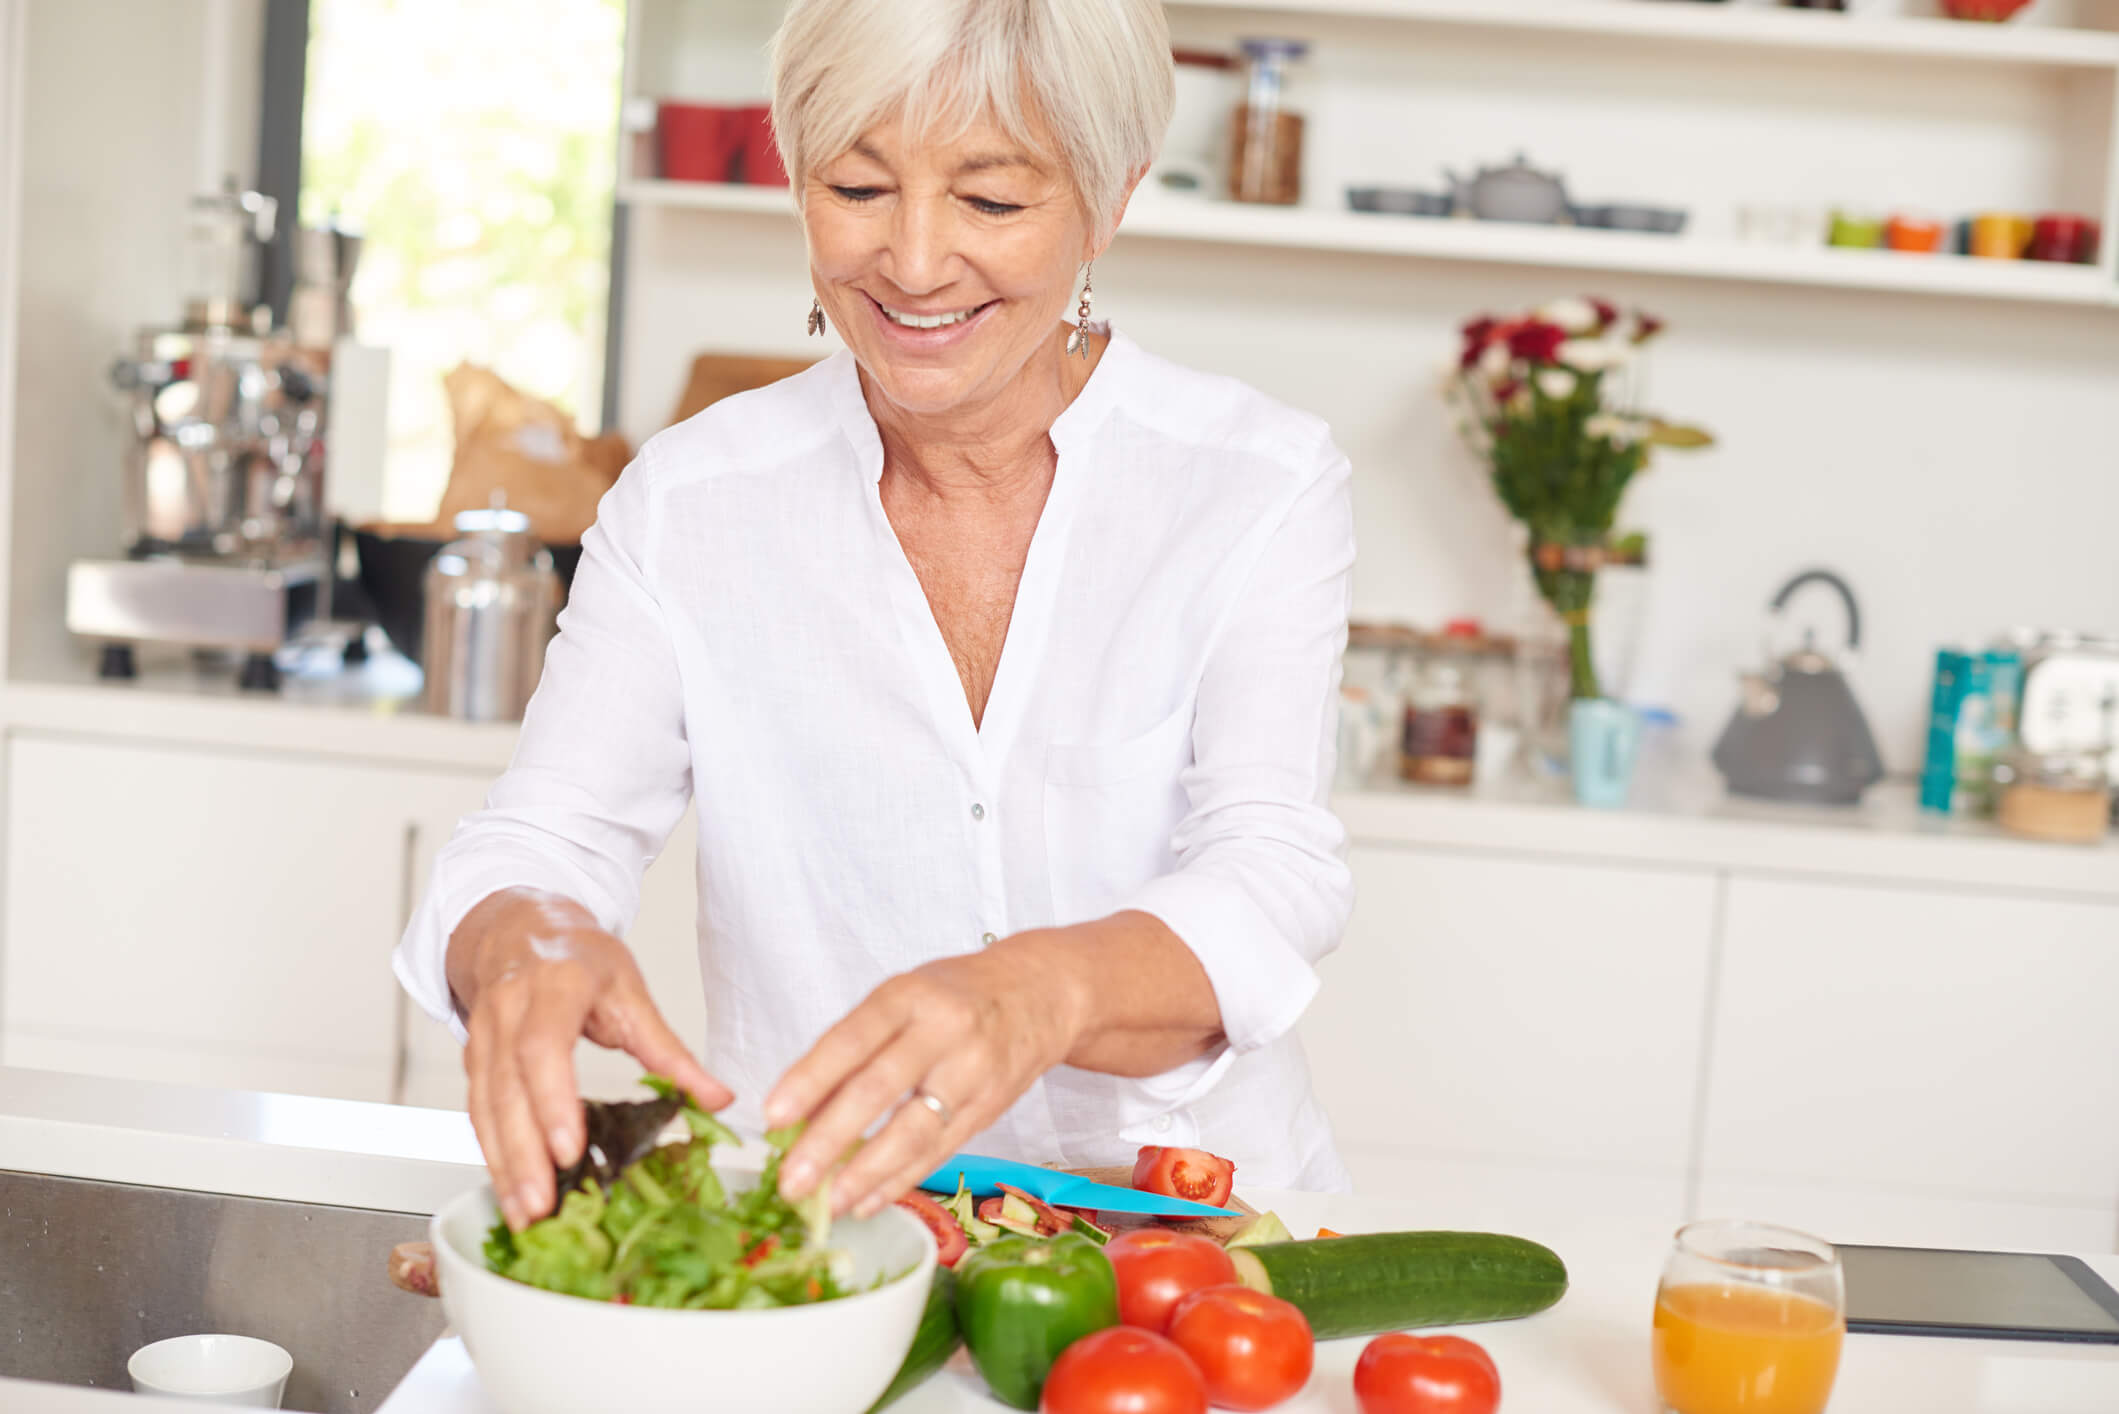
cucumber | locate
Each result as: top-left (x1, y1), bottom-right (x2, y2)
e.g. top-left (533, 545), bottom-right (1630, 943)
top-left (1224, 1232), bottom-right (1567, 1340)
top-left (867, 1265), bottom-right (962, 1412)
top-left (1067, 1213), bottom-right (1112, 1247)
top-left (1224, 1211), bottom-right (1293, 1249)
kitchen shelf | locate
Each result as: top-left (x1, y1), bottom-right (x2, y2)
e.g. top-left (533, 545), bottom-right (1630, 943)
top-left (618, 180), bottom-right (2117, 308)
top-left (1164, 0), bottom-right (2119, 70)
top-left (619, 178), bottom-right (794, 213)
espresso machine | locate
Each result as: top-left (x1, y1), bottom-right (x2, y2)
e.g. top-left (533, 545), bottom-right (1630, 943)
top-left (65, 182), bottom-right (372, 690)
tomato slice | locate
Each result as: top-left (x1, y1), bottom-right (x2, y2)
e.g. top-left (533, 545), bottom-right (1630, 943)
top-left (1131, 1146), bottom-right (1237, 1208)
top-left (1353, 1333), bottom-right (1500, 1414)
top-left (1039, 1326), bottom-right (1208, 1414)
top-left (1167, 1284), bottom-right (1314, 1411)
top-left (894, 1191), bottom-right (970, 1268)
top-left (1106, 1229), bottom-right (1238, 1334)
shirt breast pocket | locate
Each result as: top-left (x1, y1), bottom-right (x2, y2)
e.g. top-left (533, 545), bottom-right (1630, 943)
top-left (1043, 704), bottom-right (1194, 925)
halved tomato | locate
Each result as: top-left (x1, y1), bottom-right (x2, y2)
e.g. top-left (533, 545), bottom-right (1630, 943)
top-left (1131, 1146), bottom-right (1237, 1208)
top-left (894, 1191), bottom-right (969, 1267)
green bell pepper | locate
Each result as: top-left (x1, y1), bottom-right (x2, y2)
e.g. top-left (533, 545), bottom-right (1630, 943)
top-left (953, 1231), bottom-right (1119, 1410)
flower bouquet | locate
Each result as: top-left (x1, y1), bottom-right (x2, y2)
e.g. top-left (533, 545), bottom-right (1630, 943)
top-left (1443, 296), bottom-right (1712, 703)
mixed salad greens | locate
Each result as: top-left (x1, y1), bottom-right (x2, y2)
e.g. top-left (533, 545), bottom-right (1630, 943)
top-left (483, 1078), bottom-right (851, 1310)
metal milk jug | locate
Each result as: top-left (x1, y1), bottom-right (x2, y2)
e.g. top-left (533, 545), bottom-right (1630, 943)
top-left (421, 504), bottom-right (560, 721)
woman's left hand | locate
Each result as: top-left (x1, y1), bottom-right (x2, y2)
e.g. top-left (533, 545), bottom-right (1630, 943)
top-left (764, 933), bottom-right (1091, 1217)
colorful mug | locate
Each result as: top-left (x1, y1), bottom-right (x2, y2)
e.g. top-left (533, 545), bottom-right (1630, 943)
top-left (1827, 211), bottom-right (1885, 249)
top-left (1569, 699), bottom-right (1642, 809)
top-left (2028, 213), bottom-right (2093, 264)
top-left (1886, 215), bottom-right (1945, 253)
top-left (1969, 212), bottom-right (2033, 260)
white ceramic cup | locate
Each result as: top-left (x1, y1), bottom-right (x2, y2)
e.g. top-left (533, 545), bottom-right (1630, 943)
top-left (128, 1334), bottom-right (292, 1407)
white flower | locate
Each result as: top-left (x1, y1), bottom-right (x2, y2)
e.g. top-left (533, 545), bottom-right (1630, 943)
top-left (1559, 339), bottom-right (1632, 373)
top-left (1587, 413), bottom-right (1650, 448)
top-left (1478, 342), bottom-right (1512, 380)
top-left (1537, 368), bottom-right (1578, 400)
top-left (1537, 297), bottom-right (1600, 334)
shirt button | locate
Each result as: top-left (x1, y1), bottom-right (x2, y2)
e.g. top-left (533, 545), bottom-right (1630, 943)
top-left (1153, 1114), bottom-right (1173, 1134)
top-left (980, 931), bottom-right (998, 946)
top-left (971, 802), bottom-right (986, 820)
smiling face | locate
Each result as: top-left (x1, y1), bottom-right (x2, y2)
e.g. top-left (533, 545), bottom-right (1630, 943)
top-left (803, 108), bottom-right (1100, 418)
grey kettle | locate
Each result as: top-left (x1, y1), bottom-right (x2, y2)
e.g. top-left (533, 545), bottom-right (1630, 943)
top-left (1712, 569), bottom-right (1885, 806)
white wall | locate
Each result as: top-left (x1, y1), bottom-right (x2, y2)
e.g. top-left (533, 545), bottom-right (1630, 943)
top-left (615, 207), bottom-right (2119, 776)
top-left (6, 0), bottom-right (265, 681)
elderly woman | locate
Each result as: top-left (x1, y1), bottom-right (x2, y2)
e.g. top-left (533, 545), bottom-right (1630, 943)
top-left (394, 0), bottom-right (1355, 1232)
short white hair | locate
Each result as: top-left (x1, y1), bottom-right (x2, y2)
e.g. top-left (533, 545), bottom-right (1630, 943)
top-left (769, 0), bottom-right (1173, 238)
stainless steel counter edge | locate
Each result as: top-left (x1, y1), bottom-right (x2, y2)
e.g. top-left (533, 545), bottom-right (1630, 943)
top-left (0, 1067), bottom-right (487, 1215)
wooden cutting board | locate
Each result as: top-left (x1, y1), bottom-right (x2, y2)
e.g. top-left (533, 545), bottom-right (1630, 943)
top-left (1066, 1166), bottom-right (1257, 1243)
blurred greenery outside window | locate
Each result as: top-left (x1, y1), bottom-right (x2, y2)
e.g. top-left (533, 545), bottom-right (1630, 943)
top-left (299, 0), bottom-right (625, 524)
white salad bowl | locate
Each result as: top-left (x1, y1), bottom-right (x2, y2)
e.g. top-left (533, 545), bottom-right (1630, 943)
top-left (431, 1175), bottom-right (938, 1414)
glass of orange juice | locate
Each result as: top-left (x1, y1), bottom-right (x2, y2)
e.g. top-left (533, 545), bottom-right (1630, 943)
top-left (1653, 1220), bottom-right (1845, 1414)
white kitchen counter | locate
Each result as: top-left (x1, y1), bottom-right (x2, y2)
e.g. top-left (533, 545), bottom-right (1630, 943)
top-left (5, 1069), bottom-right (2116, 1414)
top-left (6, 669), bottom-right (2113, 900)
top-left (373, 1197), bottom-right (2119, 1414)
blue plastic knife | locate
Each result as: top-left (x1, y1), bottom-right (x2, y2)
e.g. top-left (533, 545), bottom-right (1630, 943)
top-left (917, 1153), bottom-right (1239, 1219)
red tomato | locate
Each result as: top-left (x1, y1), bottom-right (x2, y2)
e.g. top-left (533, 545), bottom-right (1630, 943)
top-left (1166, 1284), bottom-right (1314, 1411)
top-left (1106, 1229), bottom-right (1238, 1334)
top-left (1130, 1146), bottom-right (1236, 1208)
top-left (893, 1192), bottom-right (969, 1268)
top-left (1353, 1333), bottom-right (1501, 1414)
top-left (1040, 1327), bottom-right (1208, 1414)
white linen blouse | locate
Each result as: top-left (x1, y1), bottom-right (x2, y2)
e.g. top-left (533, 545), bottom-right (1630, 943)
top-left (394, 328), bottom-right (1357, 1190)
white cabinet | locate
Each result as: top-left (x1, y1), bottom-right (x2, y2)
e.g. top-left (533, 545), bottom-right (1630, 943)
top-left (1697, 876), bottom-right (2119, 1251)
top-left (1300, 843), bottom-right (1720, 1227)
top-left (0, 734), bottom-right (478, 1101)
top-left (3, 733), bottom-right (709, 1112)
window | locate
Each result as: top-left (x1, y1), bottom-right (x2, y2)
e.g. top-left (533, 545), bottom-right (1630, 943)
top-left (298, 0), bottom-right (626, 523)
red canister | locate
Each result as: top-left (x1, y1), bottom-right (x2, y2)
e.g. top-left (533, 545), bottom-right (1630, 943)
top-left (736, 105), bottom-right (788, 186)
top-left (2028, 213), bottom-right (2092, 263)
top-left (656, 102), bottom-right (744, 183)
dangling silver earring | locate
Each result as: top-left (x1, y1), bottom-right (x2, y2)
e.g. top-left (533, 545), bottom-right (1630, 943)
top-left (807, 298), bottom-right (826, 337)
top-left (1066, 265), bottom-right (1093, 359)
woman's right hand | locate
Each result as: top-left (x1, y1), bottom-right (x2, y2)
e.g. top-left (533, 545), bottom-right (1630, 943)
top-left (446, 888), bottom-right (731, 1231)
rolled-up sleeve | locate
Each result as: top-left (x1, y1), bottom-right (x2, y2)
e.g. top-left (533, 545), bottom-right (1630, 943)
top-left (1121, 437), bottom-right (1356, 1069)
top-left (391, 448), bottom-right (694, 1037)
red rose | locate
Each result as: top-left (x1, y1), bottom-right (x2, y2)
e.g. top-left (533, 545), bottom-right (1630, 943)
top-left (1508, 320), bottom-right (1567, 364)
top-left (1588, 297), bottom-right (1619, 330)
top-left (1632, 312), bottom-right (1666, 344)
top-left (1459, 315), bottom-right (1499, 369)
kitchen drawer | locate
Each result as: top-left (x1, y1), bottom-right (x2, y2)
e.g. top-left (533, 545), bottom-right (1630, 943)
top-left (1, 734), bottom-right (487, 1100)
top-left (1700, 876), bottom-right (2119, 1209)
top-left (1301, 844), bottom-right (1719, 1178)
